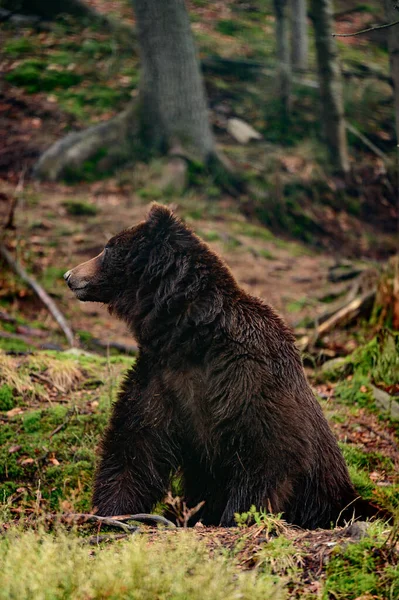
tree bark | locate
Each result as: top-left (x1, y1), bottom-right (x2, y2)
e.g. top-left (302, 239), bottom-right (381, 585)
top-left (132, 0), bottom-right (214, 162)
top-left (384, 0), bottom-right (399, 144)
top-left (291, 0), bottom-right (308, 71)
top-left (35, 0), bottom-right (221, 182)
top-left (273, 0), bottom-right (292, 116)
top-left (310, 0), bottom-right (349, 175)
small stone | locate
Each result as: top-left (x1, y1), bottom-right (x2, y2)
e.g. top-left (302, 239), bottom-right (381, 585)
top-left (227, 118), bottom-right (262, 144)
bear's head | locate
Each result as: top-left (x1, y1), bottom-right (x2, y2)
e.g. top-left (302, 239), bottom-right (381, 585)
top-left (64, 203), bottom-right (186, 304)
top-left (64, 203), bottom-right (237, 344)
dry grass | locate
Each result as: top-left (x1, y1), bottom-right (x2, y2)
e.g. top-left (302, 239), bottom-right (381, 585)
top-left (0, 528), bottom-right (285, 600)
top-left (0, 351), bottom-right (36, 397)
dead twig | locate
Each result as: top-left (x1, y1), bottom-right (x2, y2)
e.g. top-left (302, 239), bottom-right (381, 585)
top-left (0, 244), bottom-right (75, 347)
top-left (31, 372), bottom-right (66, 394)
top-left (333, 20), bottom-right (399, 38)
top-left (55, 513), bottom-right (139, 534)
top-left (48, 409), bottom-right (74, 438)
top-left (345, 122), bottom-right (392, 165)
top-left (43, 512), bottom-right (174, 533)
top-left (112, 513), bottom-right (176, 528)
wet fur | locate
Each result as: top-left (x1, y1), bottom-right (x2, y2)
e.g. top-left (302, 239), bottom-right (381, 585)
top-left (72, 205), bottom-right (373, 528)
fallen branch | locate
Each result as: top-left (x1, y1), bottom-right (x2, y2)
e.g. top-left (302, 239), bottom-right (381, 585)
top-left (345, 122), bottom-right (392, 165)
top-left (315, 291), bottom-right (375, 336)
top-left (112, 513), bottom-right (176, 528)
top-left (297, 291), bottom-right (376, 351)
top-left (59, 513), bottom-right (139, 534)
top-left (43, 512), bottom-right (175, 532)
top-left (0, 244), bottom-right (75, 347)
top-left (333, 20), bottom-right (399, 38)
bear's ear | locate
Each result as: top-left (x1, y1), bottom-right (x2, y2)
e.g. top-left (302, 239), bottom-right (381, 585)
top-left (146, 203), bottom-right (178, 232)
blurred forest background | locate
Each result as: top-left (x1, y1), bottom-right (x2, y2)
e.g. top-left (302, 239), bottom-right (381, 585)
top-left (0, 1), bottom-right (399, 598)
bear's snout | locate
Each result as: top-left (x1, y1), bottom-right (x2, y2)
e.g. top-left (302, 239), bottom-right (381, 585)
top-left (63, 268), bottom-right (88, 291)
top-left (64, 251), bottom-right (107, 301)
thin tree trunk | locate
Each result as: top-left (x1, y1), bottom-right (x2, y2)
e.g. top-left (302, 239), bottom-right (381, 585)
top-left (273, 0), bottom-right (292, 116)
top-left (291, 0), bottom-right (308, 71)
top-left (310, 0), bottom-right (349, 175)
top-left (384, 1), bottom-right (399, 144)
top-left (35, 0), bottom-right (220, 182)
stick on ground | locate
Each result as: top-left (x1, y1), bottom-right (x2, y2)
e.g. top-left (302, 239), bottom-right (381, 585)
top-left (0, 244), bottom-right (75, 347)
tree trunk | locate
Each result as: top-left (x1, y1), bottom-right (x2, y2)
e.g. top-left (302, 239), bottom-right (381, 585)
top-left (310, 0), bottom-right (349, 175)
top-left (384, 0), bottom-right (399, 144)
top-left (132, 0), bottom-right (214, 161)
top-left (291, 0), bottom-right (308, 71)
top-left (273, 0), bottom-right (292, 116)
top-left (35, 0), bottom-right (219, 182)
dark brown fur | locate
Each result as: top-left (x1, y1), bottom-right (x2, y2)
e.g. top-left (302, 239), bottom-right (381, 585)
top-left (64, 204), bottom-right (376, 528)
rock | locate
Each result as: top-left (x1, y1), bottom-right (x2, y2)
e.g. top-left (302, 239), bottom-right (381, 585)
top-left (371, 384), bottom-right (399, 419)
top-left (9, 14), bottom-right (41, 27)
top-left (0, 8), bottom-right (11, 21)
top-left (343, 521), bottom-right (370, 541)
top-left (227, 118), bottom-right (262, 144)
top-left (320, 357), bottom-right (349, 375)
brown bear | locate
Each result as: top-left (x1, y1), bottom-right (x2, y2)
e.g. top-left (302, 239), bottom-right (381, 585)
top-left (64, 203), bottom-right (372, 528)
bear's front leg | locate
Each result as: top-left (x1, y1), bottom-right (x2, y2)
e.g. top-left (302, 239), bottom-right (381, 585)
top-left (93, 379), bottom-right (178, 516)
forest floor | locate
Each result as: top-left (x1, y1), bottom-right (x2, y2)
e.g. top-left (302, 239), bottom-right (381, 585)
top-left (0, 0), bottom-right (398, 598)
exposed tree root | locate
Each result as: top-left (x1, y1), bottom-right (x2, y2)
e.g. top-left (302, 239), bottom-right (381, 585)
top-left (34, 104), bottom-right (243, 195)
top-left (34, 107), bottom-right (135, 182)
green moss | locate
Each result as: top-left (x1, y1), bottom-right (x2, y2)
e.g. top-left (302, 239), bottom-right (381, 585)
top-left (200, 230), bottom-right (221, 243)
top-left (216, 20), bottom-right (245, 37)
top-left (64, 200), bottom-right (98, 216)
top-left (0, 385), bottom-right (14, 411)
top-left (23, 411), bottom-right (42, 434)
top-left (324, 524), bottom-right (398, 600)
top-left (232, 222), bottom-right (275, 242)
top-left (4, 37), bottom-right (35, 57)
top-left (0, 337), bottom-right (33, 353)
top-left (6, 59), bottom-right (82, 93)
top-left (286, 298), bottom-right (308, 314)
top-left (257, 249), bottom-right (276, 260)
top-left (335, 373), bottom-right (374, 409)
